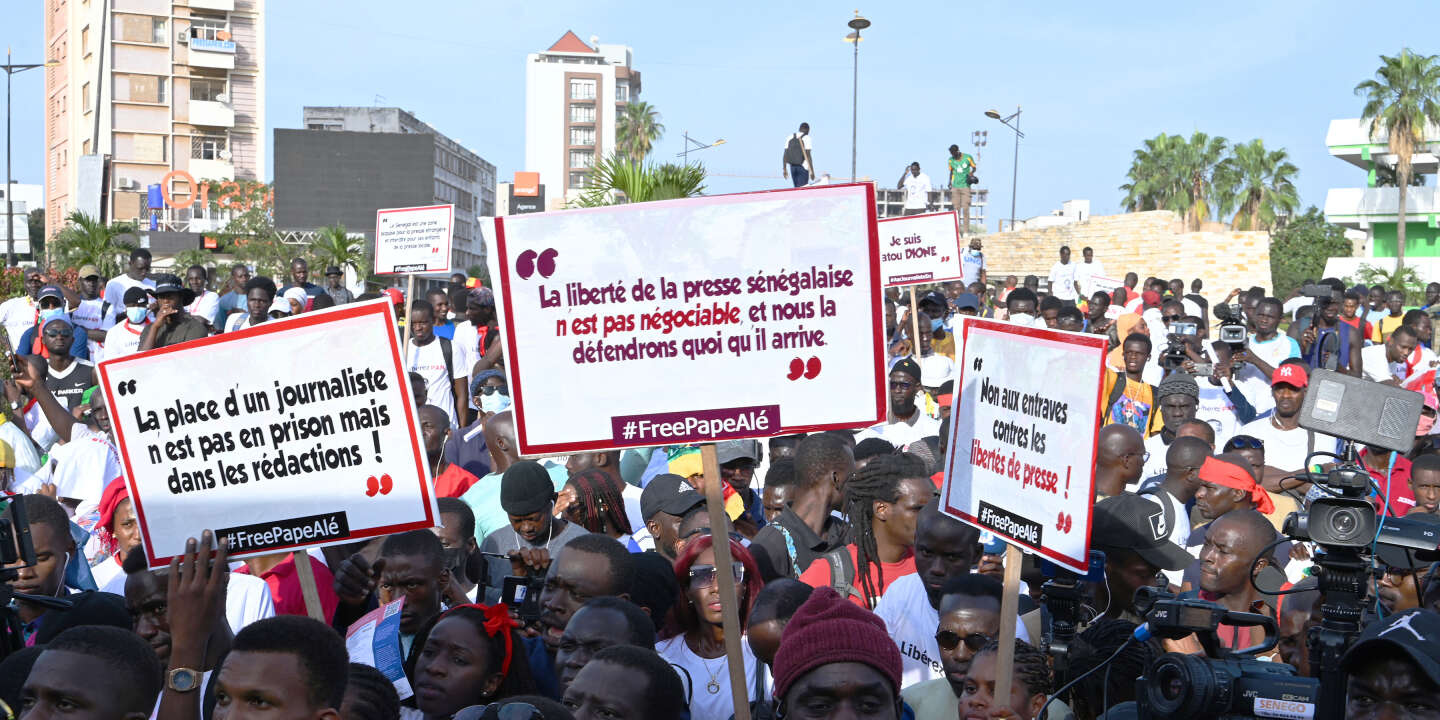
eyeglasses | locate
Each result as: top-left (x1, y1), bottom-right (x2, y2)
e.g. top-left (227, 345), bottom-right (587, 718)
top-left (1124, 450), bottom-right (1151, 463)
top-left (935, 630), bottom-right (991, 652)
top-left (688, 561), bottom-right (745, 590)
top-left (1225, 436), bottom-right (1265, 451)
top-left (890, 380), bottom-right (916, 391)
top-left (1163, 315), bottom-right (1182, 323)
top-left (475, 385), bottom-right (509, 396)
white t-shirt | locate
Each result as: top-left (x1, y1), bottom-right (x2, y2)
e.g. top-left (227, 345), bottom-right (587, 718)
top-left (1195, 380), bottom-right (1242, 449)
top-left (450, 321), bottom-right (486, 411)
top-left (863, 410), bottom-right (941, 449)
top-left (655, 635), bottom-right (758, 720)
top-left (102, 321), bottom-right (149, 363)
top-left (187, 291), bottom-right (221, 327)
top-left (1236, 334), bottom-right (1300, 415)
top-left (1048, 262), bottom-right (1079, 301)
top-left (902, 173), bottom-right (933, 210)
top-left (406, 338), bottom-right (465, 426)
top-left (1139, 433), bottom-right (1170, 488)
top-left (0, 419), bottom-right (40, 473)
top-left (1362, 344), bottom-right (1405, 383)
top-left (1075, 261), bottom-right (1106, 298)
top-left (103, 568), bottom-right (277, 635)
top-left (103, 276), bottom-right (156, 315)
top-left (0, 296), bottom-right (35, 352)
top-left (960, 251), bottom-right (985, 285)
top-left (875, 573), bottom-right (1028, 689)
top-left (71, 296), bottom-right (114, 360)
top-left (1237, 417), bottom-right (1339, 472)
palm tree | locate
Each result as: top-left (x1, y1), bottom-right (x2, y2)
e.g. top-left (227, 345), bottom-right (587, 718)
top-left (309, 224), bottom-right (367, 275)
top-left (1215, 139), bottom-right (1300, 231)
top-left (1120, 132), bottom-right (1230, 229)
top-left (573, 153), bottom-right (706, 207)
top-left (50, 212), bottom-right (136, 276)
top-left (1355, 48), bottom-right (1440, 271)
top-left (615, 101), bottom-right (664, 162)
top-left (1174, 131), bottom-right (1230, 231)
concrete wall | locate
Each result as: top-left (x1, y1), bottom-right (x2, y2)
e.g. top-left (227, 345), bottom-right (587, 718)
top-left (982, 210), bottom-right (1274, 298)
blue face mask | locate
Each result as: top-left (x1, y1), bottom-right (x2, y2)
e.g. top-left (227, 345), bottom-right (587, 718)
top-left (38, 308), bottom-right (64, 325)
top-left (930, 317), bottom-right (945, 332)
top-left (968, 248), bottom-right (982, 257)
top-left (126, 307), bottom-right (148, 324)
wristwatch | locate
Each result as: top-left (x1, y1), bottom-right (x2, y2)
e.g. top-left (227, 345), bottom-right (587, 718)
top-left (167, 667), bottom-right (203, 693)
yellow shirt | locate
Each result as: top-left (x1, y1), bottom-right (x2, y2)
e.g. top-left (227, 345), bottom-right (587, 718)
top-left (1100, 369), bottom-right (1161, 437)
top-left (1380, 314), bottom-right (1406, 341)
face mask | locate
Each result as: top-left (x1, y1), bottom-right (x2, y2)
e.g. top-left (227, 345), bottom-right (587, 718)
top-left (968, 248), bottom-right (982, 257)
top-left (930, 317), bottom-right (944, 332)
top-left (39, 308), bottom-right (64, 325)
top-left (480, 391), bottom-right (511, 414)
top-left (126, 307), bottom-right (148, 324)
top-left (1419, 414), bottom-right (1436, 437)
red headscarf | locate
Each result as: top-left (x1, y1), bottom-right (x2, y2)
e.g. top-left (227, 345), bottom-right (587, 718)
top-left (1199, 456), bottom-right (1274, 514)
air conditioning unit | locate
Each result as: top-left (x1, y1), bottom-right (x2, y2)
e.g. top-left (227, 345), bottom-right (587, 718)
top-left (218, 149), bottom-right (232, 161)
top-left (116, 177), bottom-right (137, 190)
top-left (214, 93), bottom-right (229, 104)
top-left (177, 29), bottom-right (188, 44)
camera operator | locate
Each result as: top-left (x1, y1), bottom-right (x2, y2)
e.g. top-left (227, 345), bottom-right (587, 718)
top-left (479, 460), bottom-right (587, 604)
top-left (1183, 339), bottom-right (1261, 448)
top-left (1341, 609), bottom-right (1440, 719)
top-left (1233, 297), bottom-right (1301, 415)
top-left (1298, 295), bottom-right (1363, 377)
top-left (1192, 509), bottom-right (1280, 652)
top-left (1089, 494), bottom-right (1194, 623)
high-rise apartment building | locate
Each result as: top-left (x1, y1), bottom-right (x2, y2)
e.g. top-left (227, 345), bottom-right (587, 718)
top-left (524, 31), bottom-right (640, 208)
top-left (44, 0), bottom-right (265, 234)
top-left (299, 106), bottom-right (497, 271)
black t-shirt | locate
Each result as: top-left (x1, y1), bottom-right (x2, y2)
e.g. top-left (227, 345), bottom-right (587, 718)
top-left (45, 359), bottom-right (94, 410)
top-left (749, 506), bottom-right (850, 582)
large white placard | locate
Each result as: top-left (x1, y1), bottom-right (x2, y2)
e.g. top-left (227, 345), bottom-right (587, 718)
top-left (877, 211), bottom-right (964, 287)
top-left (489, 184), bottom-right (886, 455)
top-left (941, 317), bottom-right (1106, 572)
top-left (100, 300), bottom-right (438, 568)
top-left (374, 204), bottom-right (454, 275)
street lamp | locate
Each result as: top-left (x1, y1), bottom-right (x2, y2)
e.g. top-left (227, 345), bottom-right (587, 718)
top-left (677, 132), bottom-right (725, 165)
top-left (985, 106), bottom-right (1023, 231)
top-left (3, 48), bottom-right (60, 267)
top-left (846, 11), bottom-right (870, 183)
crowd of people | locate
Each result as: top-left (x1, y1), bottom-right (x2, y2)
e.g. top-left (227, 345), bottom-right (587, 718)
top-left (0, 243), bottom-right (1436, 720)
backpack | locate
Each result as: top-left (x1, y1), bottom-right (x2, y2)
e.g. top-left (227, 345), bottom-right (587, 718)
top-left (822, 548), bottom-right (869, 605)
top-left (438, 336), bottom-right (454, 384)
top-left (784, 134), bottom-right (807, 165)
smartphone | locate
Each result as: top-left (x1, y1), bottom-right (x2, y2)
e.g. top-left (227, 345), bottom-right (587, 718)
top-left (502, 575), bottom-right (544, 623)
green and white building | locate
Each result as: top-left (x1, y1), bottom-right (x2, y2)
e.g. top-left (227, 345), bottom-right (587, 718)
top-left (1323, 118), bottom-right (1439, 276)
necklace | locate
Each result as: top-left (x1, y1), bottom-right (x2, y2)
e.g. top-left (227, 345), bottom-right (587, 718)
top-left (700, 655), bottom-right (723, 695)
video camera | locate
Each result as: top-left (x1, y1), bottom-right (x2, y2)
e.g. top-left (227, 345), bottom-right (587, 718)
top-left (1213, 303), bottom-right (1248, 346)
top-left (0, 494), bottom-right (68, 659)
top-left (1132, 588), bottom-right (1319, 720)
top-left (1161, 322), bottom-right (1198, 371)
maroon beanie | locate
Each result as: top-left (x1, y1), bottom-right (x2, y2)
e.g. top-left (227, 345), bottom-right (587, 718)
top-left (771, 587), bottom-right (902, 700)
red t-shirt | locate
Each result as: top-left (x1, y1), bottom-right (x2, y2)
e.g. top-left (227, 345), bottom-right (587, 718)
top-left (797, 544), bottom-right (916, 608)
top-left (1360, 448), bottom-right (1415, 517)
top-left (237, 554), bottom-right (339, 623)
top-left (435, 464), bottom-right (482, 498)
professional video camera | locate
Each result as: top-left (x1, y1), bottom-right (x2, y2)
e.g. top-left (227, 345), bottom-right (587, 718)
top-left (1132, 587), bottom-right (1319, 720)
top-left (1213, 303), bottom-right (1248, 346)
top-left (0, 494), bottom-right (69, 659)
top-left (1160, 321), bottom-right (1198, 371)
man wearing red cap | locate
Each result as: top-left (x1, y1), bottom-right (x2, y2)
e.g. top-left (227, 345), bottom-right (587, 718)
top-left (772, 586), bottom-right (906, 719)
top-left (1237, 361), bottom-right (1339, 495)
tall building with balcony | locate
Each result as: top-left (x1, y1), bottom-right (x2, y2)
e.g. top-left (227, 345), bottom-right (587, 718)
top-left (524, 31), bottom-right (640, 209)
top-left (298, 107), bottom-right (497, 272)
top-left (1324, 118), bottom-right (1439, 266)
top-left (43, 0), bottom-right (266, 235)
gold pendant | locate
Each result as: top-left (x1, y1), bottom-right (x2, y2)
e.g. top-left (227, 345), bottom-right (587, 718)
top-left (706, 679), bottom-right (721, 694)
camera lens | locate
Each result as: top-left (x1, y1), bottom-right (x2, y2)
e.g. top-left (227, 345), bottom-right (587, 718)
top-left (1327, 507), bottom-right (1361, 543)
top-left (1145, 653), bottom-right (1221, 718)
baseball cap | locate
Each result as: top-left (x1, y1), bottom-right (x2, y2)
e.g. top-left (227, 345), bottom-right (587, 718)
top-left (1272, 363), bottom-right (1308, 389)
top-left (920, 354), bottom-right (954, 388)
top-left (954, 293), bottom-right (981, 311)
top-left (1341, 609), bottom-right (1440, 687)
top-left (715, 439), bottom-right (759, 466)
top-left (1090, 493), bottom-right (1193, 571)
top-left (268, 297), bottom-right (291, 316)
top-left (640, 474), bottom-right (704, 521)
top-left (36, 285), bottom-right (65, 303)
top-left (122, 287), bottom-right (150, 306)
top-left (324, 266), bottom-right (343, 276)
top-left (77, 264), bottom-right (101, 279)
top-left (383, 287), bottom-right (404, 305)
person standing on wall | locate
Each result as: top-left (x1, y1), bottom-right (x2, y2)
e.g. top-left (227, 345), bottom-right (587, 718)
top-left (782, 123), bottom-right (814, 188)
top-left (948, 144), bottom-right (977, 235)
top-left (897, 162), bottom-right (933, 216)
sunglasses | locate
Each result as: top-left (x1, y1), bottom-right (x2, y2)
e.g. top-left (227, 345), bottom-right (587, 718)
top-left (935, 630), bottom-right (991, 652)
top-left (688, 561), bottom-right (745, 590)
top-left (890, 380), bottom-right (916, 391)
top-left (1163, 315), bottom-right (1182, 322)
top-left (474, 385), bottom-right (509, 396)
top-left (1225, 436), bottom-right (1265, 451)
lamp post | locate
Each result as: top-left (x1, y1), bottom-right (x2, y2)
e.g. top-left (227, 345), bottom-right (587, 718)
top-left (3, 48), bottom-right (58, 267)
top-left (678, 131), bottom-right (725, 165)
top-left (846, 11), bottom-right (870, 183)
top-left (985, 106), bottom-right (1023, 231)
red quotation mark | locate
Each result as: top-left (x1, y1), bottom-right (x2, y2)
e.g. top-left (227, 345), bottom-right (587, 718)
top-left (364, 474), bottom-right (394, 497)
top-left (515, 248), bottom-right (559, 279)
top-left (1055, 512), bottom-right (1074, 534)
top-left (786, 357), bottom-right (822, 381)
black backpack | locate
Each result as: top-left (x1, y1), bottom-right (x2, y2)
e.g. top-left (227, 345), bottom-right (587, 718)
top-left (784, 134), bottom-right (806, 165)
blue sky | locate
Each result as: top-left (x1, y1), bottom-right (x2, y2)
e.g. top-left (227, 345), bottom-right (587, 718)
top-left (4, 1), bottom-right (1435, 226)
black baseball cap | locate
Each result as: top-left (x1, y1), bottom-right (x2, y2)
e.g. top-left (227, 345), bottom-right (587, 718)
top-left (1090, 493), bottom-right (1193, 571)
top-left (1342, 609), bottom-right (1440, 687)
top-left (640, 474), bottom-right (705, 521)
top-left (325, 266), bottom-right (343, 276)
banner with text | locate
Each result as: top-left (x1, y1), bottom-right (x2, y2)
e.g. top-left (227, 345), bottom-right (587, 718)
top-left (941, 318), bottom-right (1106, 573)
top-left (375, 204), bottom-right (454, 275)
top-left (100, 300), bottom-right (437, 568)
top-left (489, 183), bottom-right (886, 455)
top-left (877, 211), bottom-right (964, 287)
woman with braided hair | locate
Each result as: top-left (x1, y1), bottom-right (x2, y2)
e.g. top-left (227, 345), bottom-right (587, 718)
top-left (797, 452), bottom-right (935, 608)
top-left (959, 639), bottom-right (1052, 720)
top-left (558, 468), bottom-right (633, 543)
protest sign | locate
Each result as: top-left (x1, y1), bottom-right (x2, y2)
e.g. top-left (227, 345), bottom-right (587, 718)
top-left (375, 204), bottom-right (454, 275)
top-left (347, 598), bottom-right (412, 700)
top-left (489, 183), bottom-right (885, 455)
top-left (1089, 275), bottom-right (1124, 294)
top-left (940, 317), bottom-right (1106, 573)
top-left (99, 300), bottom-right (438, 568)
top-left (876, 211), bottom-right (964, 287)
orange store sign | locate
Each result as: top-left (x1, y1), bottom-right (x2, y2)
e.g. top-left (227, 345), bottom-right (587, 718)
top-left (160, 170), bottom-right (273, 211)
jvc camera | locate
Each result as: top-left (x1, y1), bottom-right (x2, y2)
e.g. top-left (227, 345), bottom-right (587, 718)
top-left (1214, 303), bottom-right (1248, 346)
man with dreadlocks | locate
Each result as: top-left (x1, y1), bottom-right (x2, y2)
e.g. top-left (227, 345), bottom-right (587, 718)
top-left (559, 468), bottom-right (639, 551)
top-left (796, 453), bottom-right (934, 608)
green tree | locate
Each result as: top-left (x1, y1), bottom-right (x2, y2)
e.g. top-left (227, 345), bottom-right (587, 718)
top-left (1269, 207), bottom-right (1351, 297)
top-left (1375, 163), bottom-right (1429, 186)
top-left (1120, 132), bottom-right (1185, 213)
top-left (1120, 131), bottom-right (1230, 230)
top-left (50, 212), bottom-right (137, 276)
top-left (309, 224), bottom-right (367, 275)
top-left (615, 101), bottom-right (664, 162)
top-left (467, 263), bottom-right (491, 288)
top-left (573, 154), bottom-right (706, 207)
top-left (215, 205), bottom-right (293, 279)
top-left (1355, 48), bottom-right (1440, 272)
top-left (1215, 139), bottom-right (1300, 231)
